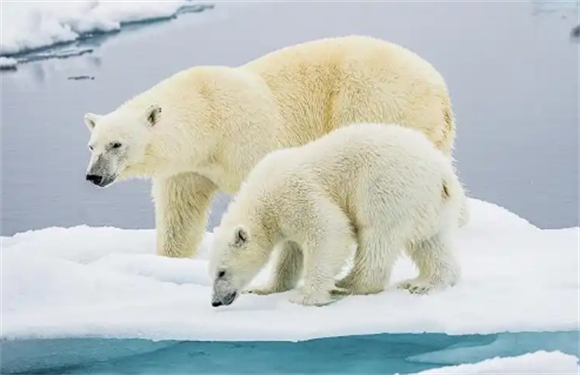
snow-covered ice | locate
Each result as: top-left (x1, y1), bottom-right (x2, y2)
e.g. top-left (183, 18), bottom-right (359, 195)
top-left (1, 198), bottom-right (578, 342)
top-left (404, 350), bottom-right (580, 374)
top-left (0, 56), bottom-right (17, 69)
top-left (0, 1), bottom-right (211, 58)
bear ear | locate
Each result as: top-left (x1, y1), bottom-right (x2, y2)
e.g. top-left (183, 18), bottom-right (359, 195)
top-left (84, 113), bottom-right (102, 131)
top-left (232, 225), bottom-right (250, 247)
top-left (145, 105), bottom-right (162, 127)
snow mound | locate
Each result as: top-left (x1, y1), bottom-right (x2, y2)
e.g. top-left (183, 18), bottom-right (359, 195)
top-left (0, 1), bottom-right (212, 58)
top-left (405, 350), bottom-right (580, 374)
top-left (1, 198), bottom-right (578, 342)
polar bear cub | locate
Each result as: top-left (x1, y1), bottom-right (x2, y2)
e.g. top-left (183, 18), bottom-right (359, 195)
top-left (209, 123), bottom-right (464, 307)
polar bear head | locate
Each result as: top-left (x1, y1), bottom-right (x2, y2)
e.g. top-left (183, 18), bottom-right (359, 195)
top-left (209, 223), bottom-right (271, 307)
top-left (83, 104), bottom-right (162, 187)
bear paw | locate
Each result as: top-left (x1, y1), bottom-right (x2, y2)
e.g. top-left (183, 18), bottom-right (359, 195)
top-left (243, 287), bottom-right (284, 296)
top-left (335, 275), bottom-right (364, 293)
top-left (329, 286), bottom-right (354, 296)
top-left (288, 290), bottom-right (335, 307)
top-left (334, 276), bottom-right (384, 296)
top-left (397, 278), bottom-right (439, 295)
top-left (335, 277), bottom-right (352, 290)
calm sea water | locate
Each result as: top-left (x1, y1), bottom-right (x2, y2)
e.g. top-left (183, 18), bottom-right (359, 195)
top-left (2, 331), bottom-right (579, 374)
top-left (1, 1), bottom-right (578, 236)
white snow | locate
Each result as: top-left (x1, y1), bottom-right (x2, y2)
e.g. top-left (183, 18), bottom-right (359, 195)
top-left (0, 56), bottom-right (17, 69)
top-left (0, 1), bottom-right (208, 57)
top-left (404, 350), bottom-right (580, 374)
top-left (1, 198), bottom-right (578, 342)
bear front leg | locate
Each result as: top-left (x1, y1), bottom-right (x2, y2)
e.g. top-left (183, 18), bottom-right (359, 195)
top-left (152, 172), bottom-right (217, 258)
top-left (335, 229), bottom-right (401, 295)
top-left (288, 202), bottom-right (356, 306)
top-left (246, 240), bottom-right (304, 295)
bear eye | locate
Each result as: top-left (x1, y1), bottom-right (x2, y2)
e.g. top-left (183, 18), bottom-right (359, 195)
top-left (88, 145), bottom-right (94, 151)
top-left (217, 270), bottom-right (226, 279)
top-left (110, 142), bottom-right (122, 149)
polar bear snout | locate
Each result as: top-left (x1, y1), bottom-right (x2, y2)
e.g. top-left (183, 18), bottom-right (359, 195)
top-left (86, 154), bottom-right (120, 188)
top-left (211, 291), bottom-right (238, 307)
top-left (86, 174), bottom-right (103, 186)
top-left (85, 172), bottom-right (116, 188)
top-left (212, 275), bottom-right (240, 307)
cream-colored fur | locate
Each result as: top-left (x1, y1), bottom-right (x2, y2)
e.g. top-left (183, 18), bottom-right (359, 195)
top-left (83, 35), bottom-right (469, 259)
top-left (209, 123), bottom-right (463, 307)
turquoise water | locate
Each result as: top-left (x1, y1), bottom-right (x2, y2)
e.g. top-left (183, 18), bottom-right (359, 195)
top-left (2, 331), bottom-right (578, 374)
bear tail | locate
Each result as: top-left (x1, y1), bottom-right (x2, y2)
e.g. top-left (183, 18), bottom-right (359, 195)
top-left (441, 181), bottom-right (451, 201)
top-left (440, 171), bottom-right (470, 227)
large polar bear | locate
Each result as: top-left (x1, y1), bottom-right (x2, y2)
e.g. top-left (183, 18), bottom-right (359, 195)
top-left (83, 35), bottom-right (469, 259)
top-left (209, 123), bottom-right (463, 307)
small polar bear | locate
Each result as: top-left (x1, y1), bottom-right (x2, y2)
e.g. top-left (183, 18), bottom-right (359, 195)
top-left (209, 123), bottom-right (463, 307)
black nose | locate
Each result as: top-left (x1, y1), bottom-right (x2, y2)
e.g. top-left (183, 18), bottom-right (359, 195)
top-left (86, 174), bottom-right (103, 185)
top-left (212, 300), bottom-right (223, 307)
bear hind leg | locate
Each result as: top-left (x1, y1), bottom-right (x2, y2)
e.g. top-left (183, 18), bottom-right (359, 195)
top-left (457, 182), bottom-right (471, 227)
top-left (245, 240), bottom-right (303, 295)
top-left (398, 230), bottom-right (461, 295)
top-left (335, 228), bottom-right (402, 295)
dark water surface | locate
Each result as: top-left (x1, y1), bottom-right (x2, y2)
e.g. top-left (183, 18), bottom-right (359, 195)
top-left (1, 331), bottom-right (578, 374)
top-left (1, 1), bottom-right (578, 236)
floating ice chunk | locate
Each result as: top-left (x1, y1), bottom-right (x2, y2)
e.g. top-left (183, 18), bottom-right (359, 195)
top-left (0, 56), bottom-right (18, 69)
top-left (0, 1), bottom-right (210, 56)
top-left (1, 199), bottom-right (578, 342)
top-left (403, 350), bottom-right (580, 374)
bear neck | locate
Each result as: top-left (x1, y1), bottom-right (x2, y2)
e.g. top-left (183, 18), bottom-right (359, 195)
top-left (251, 199), bottom-right (285, 250)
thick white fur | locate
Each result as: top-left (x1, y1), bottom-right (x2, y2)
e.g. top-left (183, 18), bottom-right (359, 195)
top-left (209, 123), bottom-right (464, 307)
top-left (83, 35), bottom-right (469, 259)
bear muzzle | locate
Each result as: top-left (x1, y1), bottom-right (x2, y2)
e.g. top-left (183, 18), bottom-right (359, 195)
top-left (85, 173), bottom-right (116, 188)
top-left (211, 291), bottom-right (238, 307)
